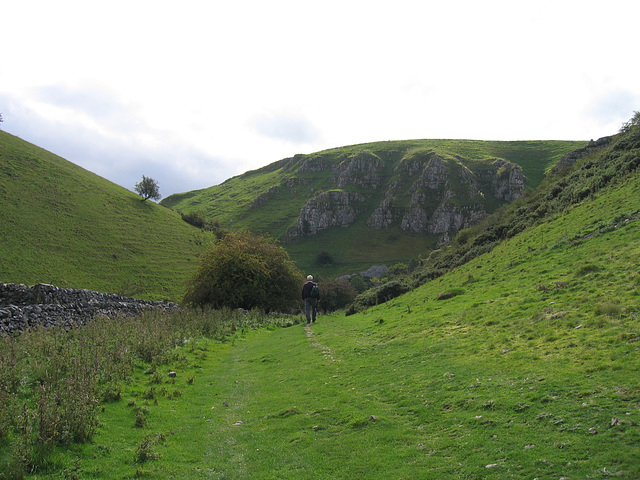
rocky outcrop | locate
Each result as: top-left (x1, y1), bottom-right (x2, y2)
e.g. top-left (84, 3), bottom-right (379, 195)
top-left (287, 149), bottom-right (526, 243)
top-left (401, 202), bottom-right (485, 234)
top-left (367, 193), bottom-right (396, 229)
top-left (0, 283), bottom-right (178, 335)
top-left (336, 265), bottom-right (389, 283)
top-left (299, 154), bottom-right (331, 173)
top-left (488, 159), bottom-right (526, 201)
top-left (552, 136), bottom-right (613, 173)
top-left (333, 151), bottom-right (384, 189)
top-left (417, 155), bottom-right (449, 190)
top-left (289, 190), bottom-right (365, 237)
top-left (426, 203), bottom-right (486, 234)
top-left (285, 177), bottom-right (313, 188)
top-left (370, 155), bottom-right (513, 237)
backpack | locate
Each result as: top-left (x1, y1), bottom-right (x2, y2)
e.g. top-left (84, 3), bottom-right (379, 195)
top-left (310, 284), bottom-right (320, 299)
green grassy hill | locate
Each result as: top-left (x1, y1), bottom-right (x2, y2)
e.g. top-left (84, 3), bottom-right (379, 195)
top-left (162, 139), bottom-right (586, 278)
top-left (8, 122), bottom-right (638, 479)
top-left (198, 169), bottom-right (640, 478)
top-left (0, 131), bottom-right (213, 301)
top-left (1, 115), bottom-right (639, 478)
top-left (0, 131), bottom-right (587, 299)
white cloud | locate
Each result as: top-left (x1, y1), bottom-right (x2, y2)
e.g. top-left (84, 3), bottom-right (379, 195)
top-left (250, 110), bottom-right (322, 144)
top-left (587, 90), bottom-right (640, 125)
top-left (1, 0), bottom-right (639, 195)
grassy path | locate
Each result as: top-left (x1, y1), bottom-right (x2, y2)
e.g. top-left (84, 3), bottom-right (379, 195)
top-left (33, 304), bottom-right (640, 479)
top-left (29, 176), bottom-right (640, 478)
top-left (184, 320), bottom-right (437, 480)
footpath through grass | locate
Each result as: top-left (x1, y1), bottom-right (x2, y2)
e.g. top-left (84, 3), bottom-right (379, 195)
top-left (17, 175), bottom-right (640, 479)
top-left (71, 301), bottom-right (640, 479)
top-left (64, 248), bottom-right (640, 479)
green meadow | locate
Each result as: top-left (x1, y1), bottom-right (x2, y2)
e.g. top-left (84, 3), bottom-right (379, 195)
top-left (4, 171), bottom-right (638, 479)
top-left (2, 119), bottom-right (639, 479)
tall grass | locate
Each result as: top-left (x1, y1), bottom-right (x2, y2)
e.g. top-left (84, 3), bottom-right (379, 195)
top-left (0, 309), bottom-right (301, 479)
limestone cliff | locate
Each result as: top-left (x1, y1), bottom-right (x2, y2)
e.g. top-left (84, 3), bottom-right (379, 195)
top-left (333, 150), bottom-right (384, 189)
top-left (284, 149), bottom-right (526, 243)
top-left (161, 138), bottom-right (586, 272)
top-left (289, 190), bottom-right (365, 237)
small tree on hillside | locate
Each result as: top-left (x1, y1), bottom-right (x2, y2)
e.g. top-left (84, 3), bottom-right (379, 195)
top-left (134, 175), bottom-right (161, 202)
top-left (183, 231), bottom-right (302, 312)
top-left (620, 111), bottom-right (640, 133)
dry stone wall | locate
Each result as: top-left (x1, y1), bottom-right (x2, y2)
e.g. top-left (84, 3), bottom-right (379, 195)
top-left (0, 283), bottom-right (178, 335)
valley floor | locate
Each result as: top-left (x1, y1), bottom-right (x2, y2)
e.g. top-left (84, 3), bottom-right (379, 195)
top-left (59, 304), bottom-right (639, 480)
top-left (25, 175), bottom-right (640, 479)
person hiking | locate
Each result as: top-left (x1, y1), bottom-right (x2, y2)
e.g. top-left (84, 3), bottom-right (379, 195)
top-left (302, 275), bottom-right (320, 324)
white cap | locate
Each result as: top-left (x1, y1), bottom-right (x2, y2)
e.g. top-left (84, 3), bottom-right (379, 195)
top-left (307, 275), bottom-right (313, 281)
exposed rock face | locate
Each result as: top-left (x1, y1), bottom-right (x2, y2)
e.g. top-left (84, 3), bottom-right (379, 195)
top-left (370, 155), bottom-right (520, 237)
top-left (282, 149), bottom-right (527, 243)
top-left (0, 283), bottom-right (178, 335)
top-left (418, 155), bottom-right (449, 189)
top-left (552, 136), bottom-right (613, 173)
top-left (426, 203), bottom-right (486, 234)
top-left (336, 265), bottom-right (389, 283)
top-left (368, 192), bottom-right (396, 229)
top-left (488, 159), bottom-right (527, 201)
top-left (333, 151), bottom-right (384, 189)
top-left (289, 190), bottom-right (365, 236)
top-left (285, 177), bottom-right (313, 187)
top-left (299, 155), bottom-right (331, 173)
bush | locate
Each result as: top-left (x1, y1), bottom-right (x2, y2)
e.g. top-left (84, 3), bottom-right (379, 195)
top-left (316, 251), bottom-right (334, 265)
top-left (619, 110), bottom-right (640, 134)
top-left (316, 280), bottom-right (357, 313)
top-left (386, 262), bottom-right (408, 278)
top-left (183, 231), bottom-right (302, 312)
top-left (437, 288), bottom-right (465, 300)
top-left (134, 434), bottom-right (164, 464)
top-left (181, 211), bottom-right (206, 228)
top-left (180, 214), bottom-right (226, 238)
top-left (349, 275), bottom-right (370, 294)
top-left (346, 279), bottom-right (412, 315)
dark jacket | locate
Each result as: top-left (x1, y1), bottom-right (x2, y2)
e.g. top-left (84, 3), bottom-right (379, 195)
top-left (302, 281), bottom-right (319, 300)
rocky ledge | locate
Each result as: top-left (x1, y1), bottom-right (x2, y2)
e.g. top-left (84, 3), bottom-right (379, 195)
top-left (0, 283), bottom-right (178, 335)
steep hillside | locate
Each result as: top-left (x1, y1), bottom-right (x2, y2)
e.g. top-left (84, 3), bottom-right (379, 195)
top-left (0, 131), bottom-right (212, 301)
top-left (2, 118), bottom-right (639, 479)
top-left (13, 128), bottom-right (639, 479)
top-left (348, 124), bottom-right (640, 312)
top-left (162, 139), bottom-right (586, 278)
top-left (119, 123), bottom-right (640, 478)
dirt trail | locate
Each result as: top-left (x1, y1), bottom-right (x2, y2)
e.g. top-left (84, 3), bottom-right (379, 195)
top-left (303, 323), bottom-right (339, 363)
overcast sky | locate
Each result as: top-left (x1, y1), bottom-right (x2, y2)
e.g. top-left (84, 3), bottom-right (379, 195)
top-left (2, 0), bottom-right (639, 197)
